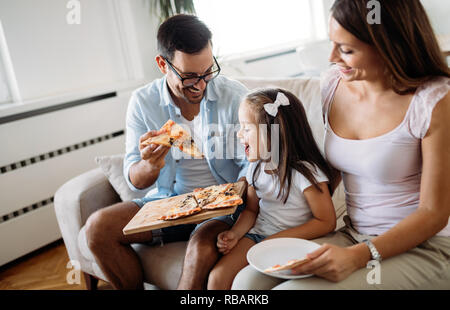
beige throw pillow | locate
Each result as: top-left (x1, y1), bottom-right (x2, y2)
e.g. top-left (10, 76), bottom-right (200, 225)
top-left (95, 154), bottom-right (148, 202)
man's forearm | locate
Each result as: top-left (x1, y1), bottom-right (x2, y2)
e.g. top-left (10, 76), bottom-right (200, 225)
top-left (129, 160), bottom-right (160, 190)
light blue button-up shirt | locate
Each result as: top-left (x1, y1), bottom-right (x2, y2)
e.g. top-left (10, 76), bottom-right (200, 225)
top-left (123, 75), bottom-right (249, 201)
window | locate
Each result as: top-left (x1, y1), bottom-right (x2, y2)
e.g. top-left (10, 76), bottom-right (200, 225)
top-left (194, 0), bottom-right (328, 57)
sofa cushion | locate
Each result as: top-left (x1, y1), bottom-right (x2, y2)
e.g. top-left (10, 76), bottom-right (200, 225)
top-left (95, 154), bottom-right (147, 202)
top-left (132, 242), bottom-right (188, 290)
top-left (78, 223), bottom-right (187, 289)
top-left (77, 225), bottom-right (107, 281)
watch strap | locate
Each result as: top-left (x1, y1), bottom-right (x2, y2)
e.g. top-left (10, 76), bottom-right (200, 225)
top-left (363, 239), bottom-right (382, 262)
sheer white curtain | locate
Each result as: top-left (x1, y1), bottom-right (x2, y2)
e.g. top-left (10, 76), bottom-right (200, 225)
top-left (194, 0), bottom-right (327, 57)
top-left (0, 19), bottom-right (13, 105)
top-left (0, 59), bottom-right (10, 104)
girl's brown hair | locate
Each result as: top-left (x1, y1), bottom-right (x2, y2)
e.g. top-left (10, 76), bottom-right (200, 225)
top-left (245, 88), bottom-right (336, 203)
top-left (331, 0), bottom-right (450, 95)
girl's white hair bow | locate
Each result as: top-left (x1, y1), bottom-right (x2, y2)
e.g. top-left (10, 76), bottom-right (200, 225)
top-left (263, 92), bottom-right (290, 117)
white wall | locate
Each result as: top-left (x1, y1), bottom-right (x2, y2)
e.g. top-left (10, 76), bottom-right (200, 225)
top-left (0, 0), bottom-right (162, 266)
top-left (0, 0), bottom-right (162, 105)
top-left (421, 0), bottom-right (450, 35)
top-left (0, 0), bottom-right (129, 101)
top-left (126, 0), bottom-right (162, 80)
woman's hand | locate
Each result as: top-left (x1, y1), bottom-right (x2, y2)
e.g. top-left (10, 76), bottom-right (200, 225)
top-left (291, 243), bottom-right (370, 282)
top-left (217, 230), bottom-right (239, 255)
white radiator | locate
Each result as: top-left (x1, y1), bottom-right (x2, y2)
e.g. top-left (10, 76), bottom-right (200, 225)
top-left (0, 89), bottom-right (132, 266)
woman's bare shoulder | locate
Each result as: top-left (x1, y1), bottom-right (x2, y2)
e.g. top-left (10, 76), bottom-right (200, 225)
top-left (427, 91), bottom-right (450, 134)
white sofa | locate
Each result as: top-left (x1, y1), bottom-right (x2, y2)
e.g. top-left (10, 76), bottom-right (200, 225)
top-left (54, 76), bottom-right (347, 290)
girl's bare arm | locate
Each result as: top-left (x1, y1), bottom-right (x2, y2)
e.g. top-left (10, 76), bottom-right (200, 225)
top-left (229, 185), bottom-right (260, 239)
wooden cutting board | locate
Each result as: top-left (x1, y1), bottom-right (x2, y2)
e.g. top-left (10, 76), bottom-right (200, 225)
top-left (122, 181), bottom-right (246, 235)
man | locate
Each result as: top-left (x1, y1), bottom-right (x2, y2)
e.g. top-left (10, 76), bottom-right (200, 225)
top-left (84, 14), bottom-right (248, 290)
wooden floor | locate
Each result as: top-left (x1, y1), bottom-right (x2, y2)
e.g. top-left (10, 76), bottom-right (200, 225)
top-left (0, 239), bottom-right (112, 290)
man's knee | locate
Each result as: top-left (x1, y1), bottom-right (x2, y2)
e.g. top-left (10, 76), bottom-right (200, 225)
top-left (191, 220), bottom-right (229, 244)
top-left (85, 208), bottom-right (120, 250)
top-left (207, 267), bottom-right (225, 290)
top-left (85, 202), bottom-right (140, 249)
top-left (184, 221), bottom-right (227, 268)
top-left (185, 234), bottom-right (217, 263)
top-left (188, 221), bottom-right (228, 257)
top-left (85, 208), bottom-right (112, 251)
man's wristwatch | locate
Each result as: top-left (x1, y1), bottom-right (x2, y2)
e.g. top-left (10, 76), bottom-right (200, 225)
top-left (362, 239), bottom-right (382, 262)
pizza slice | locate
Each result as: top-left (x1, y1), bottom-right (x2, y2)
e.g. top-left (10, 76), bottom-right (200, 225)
top-left (158, 182), bottom-right (244, 221)
top-left (142, 119), bottom-right (204, 158)
top-left (199, 184), bottom-right (243, 210)
top-left (194, 183), bottom-right (243, 210)
top-left (263, 257), bottom-right (311, 273)
top-left (193, 184), bottom-right (227, 207)
top-left (158, 194), bottom-right (202, 220)
top-left (201, 193), bottom-right (243, 210)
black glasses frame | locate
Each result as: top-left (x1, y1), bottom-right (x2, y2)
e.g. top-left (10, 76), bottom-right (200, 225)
top-left (163, 56), bottom-right (221, 87)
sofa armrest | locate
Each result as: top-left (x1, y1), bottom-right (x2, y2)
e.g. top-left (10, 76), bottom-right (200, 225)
top-left (54, 168), bottom-right (121, 262)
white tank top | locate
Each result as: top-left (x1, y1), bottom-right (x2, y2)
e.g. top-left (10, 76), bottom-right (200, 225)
top-left (321, 65), bottom-right (450, 236)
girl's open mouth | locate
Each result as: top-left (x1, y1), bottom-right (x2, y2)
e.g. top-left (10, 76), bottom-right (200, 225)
top-left (245, 144), bottom-right (250, 156)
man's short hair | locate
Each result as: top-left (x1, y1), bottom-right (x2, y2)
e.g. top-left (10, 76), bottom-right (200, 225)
top-left (157, 14), bottom-right (212, 61)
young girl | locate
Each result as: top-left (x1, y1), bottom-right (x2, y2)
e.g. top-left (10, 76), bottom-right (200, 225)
top-left (207, 88), bottom-right (337, 290)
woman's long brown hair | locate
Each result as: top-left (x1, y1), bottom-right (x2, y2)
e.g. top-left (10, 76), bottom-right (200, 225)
top-left (331, 0), bottom-right (450, 95)
top-left (245, 88), bottom-right (336, 204)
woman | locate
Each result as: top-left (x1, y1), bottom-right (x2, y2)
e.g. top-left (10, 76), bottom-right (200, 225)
top-left (232, 0), bottom-right (450, 289)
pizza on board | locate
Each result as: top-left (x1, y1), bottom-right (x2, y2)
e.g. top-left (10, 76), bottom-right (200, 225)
top-left (193, 183), bottom-right (243, 210)
top-left (158, 194), bottom-right (202, 221)
top-left (158, 183), bottom-right (244, 221)
top-left (141, 119), bottom-right (204, 158)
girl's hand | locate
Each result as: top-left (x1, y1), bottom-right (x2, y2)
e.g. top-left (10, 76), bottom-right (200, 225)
top-left (217, 230), bottom-right (238, 255)
top-left (291, 243), bottom-right (369, 282)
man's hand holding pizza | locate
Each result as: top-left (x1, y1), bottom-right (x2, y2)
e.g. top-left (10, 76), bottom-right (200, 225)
top-left (129, 130), bottom-right (170, 190)
top-left (139, 130), bottom-right (171, 171)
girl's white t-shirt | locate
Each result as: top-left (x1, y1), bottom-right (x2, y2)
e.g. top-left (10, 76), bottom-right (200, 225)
top-left (247, 161), bottom-right (329, 237)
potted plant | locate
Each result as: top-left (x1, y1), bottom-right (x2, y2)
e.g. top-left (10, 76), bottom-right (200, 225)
top-left (150, 0), bottom-right (196, 24)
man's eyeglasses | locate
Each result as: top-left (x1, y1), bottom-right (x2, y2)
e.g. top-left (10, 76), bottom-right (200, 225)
top-left (163, 56), bottom-right (221, 87)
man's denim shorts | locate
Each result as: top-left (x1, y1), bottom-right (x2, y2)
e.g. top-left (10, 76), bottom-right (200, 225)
top-left (244, 233), bottom-right (266, 244)
top-left (131, 196), bottom-right (245, 246)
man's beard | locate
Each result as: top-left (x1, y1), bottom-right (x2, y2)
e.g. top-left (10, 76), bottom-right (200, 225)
top-left (180, 85), bottom-right (204, 105)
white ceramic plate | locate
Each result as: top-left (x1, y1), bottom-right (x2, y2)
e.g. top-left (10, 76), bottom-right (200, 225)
top-left (247, 238), bottom-right (321, 279)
